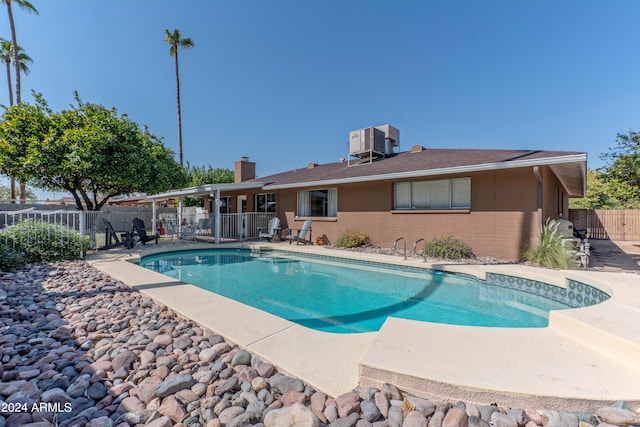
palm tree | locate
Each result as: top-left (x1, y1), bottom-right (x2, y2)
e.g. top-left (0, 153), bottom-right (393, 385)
top-left (0, 38), bottom-right (31, 105)
top-left (0, 38), bottom-right (31, 203)
top-left (163, 28), bottom-right (194, 167)
top-left (0, 39), bottom-right (13, 107)
top-left (4, 0), bottom-right (37, 106)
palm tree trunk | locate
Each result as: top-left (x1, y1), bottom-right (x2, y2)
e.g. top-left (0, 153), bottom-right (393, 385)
top-left (174, 47), bottom-right (183, 166)
top-left (5, 55), bottom-right (15, 202)
top-left (4, 57), bottom-right (13, 106)
top-left (6, 1), bottom-right (21, 105)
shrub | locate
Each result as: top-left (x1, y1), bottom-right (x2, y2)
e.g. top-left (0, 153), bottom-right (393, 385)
top-left (522, 219), bottom-right (576, 269)
top-left (0, 242), bottom-right (26, 271)
top-left (0, 219), bottom-right (91, 263)
top-left (335, 228), bottom-right (370, 248)
top-left (424, 235), bottom-right (474, 260)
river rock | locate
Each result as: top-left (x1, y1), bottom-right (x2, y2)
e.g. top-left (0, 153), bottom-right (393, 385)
top-left (595, 407), bottom-right (640, 426)
top-left (231, 350), bottom-right (252, 366)
top-left (492, 412), bottom-right (518, 427)
top-left (406, 396), bottom-right (435, 417)
top-left (155, 374), bottom-right (196, 398)
top-left (468, 416), bottom-right (491, 427)
top-left (264, 402), bottom-right (319, 427)
top-left (444, 407), bottom-right (469, 427)
top-left (542, 411), bottom-right (579, 427)
top-left (158, 395), bottom-right (187, 423)
top-left (270, 373), bottom-right (304, 394)
top-left (404, 411), bottom-right (428, 427)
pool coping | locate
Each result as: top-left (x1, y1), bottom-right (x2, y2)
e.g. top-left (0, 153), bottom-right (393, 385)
top-left (87, 241), bottom-right (640, 411)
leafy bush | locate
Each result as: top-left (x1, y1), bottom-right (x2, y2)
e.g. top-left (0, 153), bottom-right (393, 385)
top-left (335, 228), bottom-right (370, 248)
top-left (0, 242), bottom-right (25, 271)
top-left (522, 219), bottom-right (576, 269)
top-left (424, 235), bottom-right (474, 260)
top-left (0, 219), bottom-right (91, 263)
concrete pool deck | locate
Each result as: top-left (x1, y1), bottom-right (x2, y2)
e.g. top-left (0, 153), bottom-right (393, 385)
top-left (87, 240), bottom-right (640, 410)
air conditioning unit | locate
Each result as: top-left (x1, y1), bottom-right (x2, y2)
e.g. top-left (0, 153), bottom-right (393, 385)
top-left (349, 127), bottom-right (386, 156)
top-left (348, 124), bottom-right (400, 165)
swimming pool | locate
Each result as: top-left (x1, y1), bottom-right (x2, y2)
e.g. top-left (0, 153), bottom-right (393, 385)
top-left (139, 249), bottom-right (571, 333)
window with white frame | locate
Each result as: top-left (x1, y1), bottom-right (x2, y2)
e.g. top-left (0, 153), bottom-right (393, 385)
top-left (297, 188), bottom-right (337, 217)
top-left (255, 193), bottom-right (276, 213)
top-left (394, 178), bottom-right (470, 210)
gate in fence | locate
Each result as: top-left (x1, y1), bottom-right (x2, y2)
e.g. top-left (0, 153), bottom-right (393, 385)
top-left (569, 209), bottom-right (640, 241)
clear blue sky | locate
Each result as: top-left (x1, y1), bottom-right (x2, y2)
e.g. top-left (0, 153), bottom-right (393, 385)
top-left (2, 1), bottom-right (639, 199)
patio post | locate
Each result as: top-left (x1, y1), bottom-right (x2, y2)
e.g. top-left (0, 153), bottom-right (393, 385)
top-left (151, 200), bottom-right (157, 235)
top-left (178, 198), bottom-right (183, 233)
top-left (214, 189), bottom-right (221, 244)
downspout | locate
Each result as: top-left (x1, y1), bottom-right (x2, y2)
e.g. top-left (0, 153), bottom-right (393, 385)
top-left (533, 166), bottom-right (543, 228)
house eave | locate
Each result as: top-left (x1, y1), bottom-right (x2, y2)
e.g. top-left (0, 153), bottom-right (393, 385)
top-left (263, 154), bottom-right (587, 190)
top-left (146, 182), bottom-right (268, 200)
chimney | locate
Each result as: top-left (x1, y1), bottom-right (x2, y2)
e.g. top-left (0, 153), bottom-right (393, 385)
top-left (234, 157), bottom-right (256, 183)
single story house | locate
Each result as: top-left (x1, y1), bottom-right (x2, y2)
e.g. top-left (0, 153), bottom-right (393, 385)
top-left (148, 125), bottom-right (586, 262)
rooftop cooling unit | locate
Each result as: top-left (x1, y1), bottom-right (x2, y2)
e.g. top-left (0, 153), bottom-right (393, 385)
top-left (348, 124), bottom-right (400, 166)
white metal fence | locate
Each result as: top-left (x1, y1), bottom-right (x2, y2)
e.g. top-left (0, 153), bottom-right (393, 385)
top-left (0, 205), bottom-right (274, 259)
top-left (0, 205), bottom-right (177, 251)
top-left (191, 212), bottom-right (276, 240)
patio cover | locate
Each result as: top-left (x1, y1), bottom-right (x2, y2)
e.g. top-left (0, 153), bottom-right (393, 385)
top-left (146, 182), bottom-right (268, 244)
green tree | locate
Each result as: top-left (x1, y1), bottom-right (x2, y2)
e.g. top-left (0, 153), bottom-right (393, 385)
top-left (163, 28), bottom-right (194, 167)
top-left (599, 130), bottom-right (640, 208)
top-left (569, 170), bottom-right (620, 209)
top-left (3, 0), bottom-right (37, 105)
top-left (183, 163), bottom-right (234, 207)
top-left (0, 93), bottom-right (188, 210)
top-left (185, 163), bottom-right (234, 186)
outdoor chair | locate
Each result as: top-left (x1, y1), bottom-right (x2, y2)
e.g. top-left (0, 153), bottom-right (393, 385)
top-left (285, 219), bottom-right (313, 245)
top-left (179, 222), bottom-right (196, 241)
top-left (132, 218), bottom-right (160, 245)
top-left (99, 218), bottom-right (135, 250)
top-left (258, 217), bottom-right (281, 241)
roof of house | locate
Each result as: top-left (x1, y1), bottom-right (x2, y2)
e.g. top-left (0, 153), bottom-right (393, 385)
top-left (254, 148), bottom-right (587, 196)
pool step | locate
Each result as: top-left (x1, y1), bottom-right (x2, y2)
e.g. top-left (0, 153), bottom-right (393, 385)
top-left (549, 302), bottom-right (640, 369)
top-left (358, 317), bottom-right (640, 411)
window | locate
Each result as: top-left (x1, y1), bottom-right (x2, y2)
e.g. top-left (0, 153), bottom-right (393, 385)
top-left (394, 178), bottom-right (470, 210)
top-left (297, 188), bottom-right (337, 217)
top-left (255, 193), bottom-right (276, 213)
top-left (210, 196), bottom-right (231, 214)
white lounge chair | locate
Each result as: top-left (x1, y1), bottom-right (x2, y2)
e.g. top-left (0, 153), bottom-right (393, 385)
top-left (258, 217), bottom-right (281, 241)
top-left (285, 219), bottom-right (313, 245)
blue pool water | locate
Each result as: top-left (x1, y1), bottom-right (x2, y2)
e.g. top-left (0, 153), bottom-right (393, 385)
top-left (139, 249), bottom-right (570, 333)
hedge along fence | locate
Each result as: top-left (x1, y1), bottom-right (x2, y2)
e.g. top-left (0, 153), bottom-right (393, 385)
top-left (0, 218), bottom-right (92, 263)
top-left (0, 205), bottom-right (177, 249)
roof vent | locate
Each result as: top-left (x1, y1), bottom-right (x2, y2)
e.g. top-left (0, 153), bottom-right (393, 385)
top-left (307, 162), bottom-right (317, 169)
top-left (411, 144), bottom-right (424, 153)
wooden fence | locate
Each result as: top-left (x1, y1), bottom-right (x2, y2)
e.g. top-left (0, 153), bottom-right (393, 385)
top-left (569, 209), bottom-right (640, 241)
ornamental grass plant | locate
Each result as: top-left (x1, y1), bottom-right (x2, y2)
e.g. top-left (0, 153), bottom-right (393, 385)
top-left (522, 219), bottom-right (576, 269)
